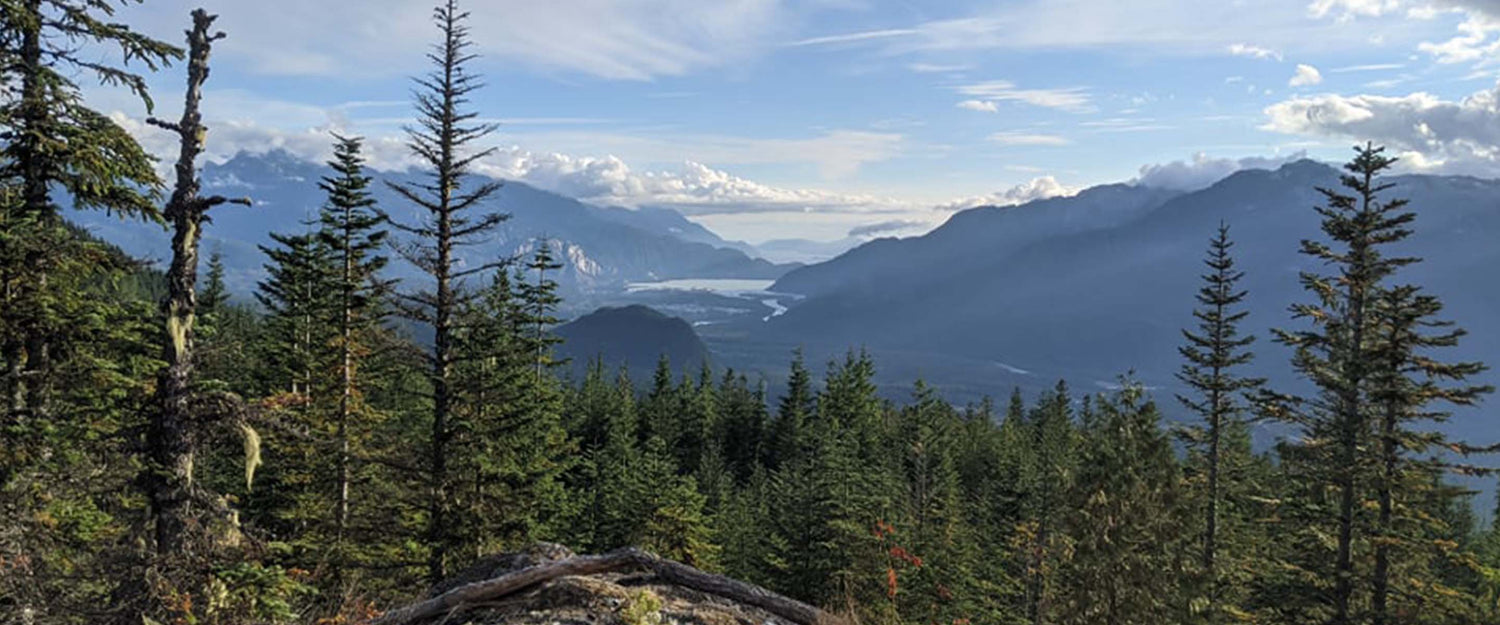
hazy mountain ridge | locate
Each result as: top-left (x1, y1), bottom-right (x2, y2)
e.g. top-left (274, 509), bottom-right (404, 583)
top-left (67, 150), bottom-right (792, 302)
top-left (753, 159), bottom-right (1500, 407)
top-left (771, 183), bottom-right (1185, 298)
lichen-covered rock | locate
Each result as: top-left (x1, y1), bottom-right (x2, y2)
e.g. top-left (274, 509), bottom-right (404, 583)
top-left (451, 572), bottom-right (785, 625)
top-left (403, 545), bottom-right (803, 625)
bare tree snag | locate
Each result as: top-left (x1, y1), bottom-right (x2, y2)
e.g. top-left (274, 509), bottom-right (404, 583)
top-left (370, 548), bottom-right (845, 625)
top-left (146, 8), bottom-right (250, 558)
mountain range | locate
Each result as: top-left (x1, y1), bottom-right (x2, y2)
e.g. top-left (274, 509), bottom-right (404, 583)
top-left (68, 152), bottom-right (1500, 422)
top-left (67, 150), bottom-right (792, 315)
top-left (742, 160), bottom-right (1499, 415)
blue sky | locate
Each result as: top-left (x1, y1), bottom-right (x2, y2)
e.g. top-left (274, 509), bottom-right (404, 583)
top-left (89, 0), bottom-right (1500, 242)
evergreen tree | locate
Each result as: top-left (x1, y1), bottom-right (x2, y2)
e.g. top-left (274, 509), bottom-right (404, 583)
top-left (639, 354), bottom-right (679, 446)
top-left (1366, 284), bottom-right (1491, 624)
top-left (200, 247), bottom-right (230, 315)
top-left (768, 348), bottom-right (816, 470)
top-left (1176, 221), bottom-right (1264, 620)
top-left (636, 436), bottom-right (718, 568)
top-left (383, 0), bottom-right (510, 582)
top-left (517, 240), bottom-right (564, 377)
top-left (1269, 144), bottom-right (1424, 624)
top-left (896, 381), bottom-right (969, 624)
top-left (1021, 381), bottom-right (1076, 625)
top-left (720, 370), bottom-right (768, 483)
top-left (571, 364), bottom-right (641, 551)
top-left (1056, 383), bottom-right (1186, 625)
top-left (256, 231), bottom-right (332, 397)
top-left (313, 134), bottom-right (390, 581)
top-left (0, 0), bottom-right (180, 415)
top-left (449, 268), bottom-right (574, 558)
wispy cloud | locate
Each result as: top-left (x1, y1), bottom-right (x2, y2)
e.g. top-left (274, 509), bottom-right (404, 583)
top-left (956, 99), bottom-right (1000, 113)
top-left (1330, 62), bottom-right (1405, 72)
top-left (789, 28), bottom-right (918, 47)
top-left (848, 219), bottom-right (926, 237)
top-left (123, 0), bottom-right (794, 81)
top-left (1227, 43), bottom-right (1283, 61)
top-left (1307, 0), bottom-right (1400, 19)
top-left (987, 132), bottom-right (1071, 146)
top-left (955, 80), bottom-right (1093, 112)
top-left (906, 62), bottom-right (973, 73)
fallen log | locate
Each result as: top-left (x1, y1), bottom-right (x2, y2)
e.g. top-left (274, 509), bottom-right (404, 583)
top-left (369, 547), bottom-right (843, 625)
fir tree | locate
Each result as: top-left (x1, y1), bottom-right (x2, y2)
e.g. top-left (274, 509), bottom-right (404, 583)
top-left (1269, 144), bottom-right (1423, 624)
top-left (1175, 221), bottom-right (1264, 620)
top-left (450, 265), bottom-right (574, 557)
top-left (516, 240), bottom-right (565, 377)
top-left (200, 247), bottom-right (229, 315)
top-left (1057, 383), bottom-right (1186, 625)
top-left (314, 133), bottom-right (390, 581)
top-left (382, 0), bottom-right (510, 582)
top-left (1366, 284), bottom-right (1491, 624)
top-left (0, 0), bottom-right (180, 415)
top-left (256, 231), bottom-right (332, 397)
top-left (640, 354), bottom-right (677, 446)
top-left (1021, 381), bottom-right (1075, 625)
top-left (769, 348), bottom-right (816, 470)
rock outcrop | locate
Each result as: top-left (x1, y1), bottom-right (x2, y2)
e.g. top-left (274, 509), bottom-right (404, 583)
top-left (373, 544), bottom-right (842, 625)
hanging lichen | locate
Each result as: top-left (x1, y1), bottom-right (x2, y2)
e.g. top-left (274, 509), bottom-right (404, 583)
top-left (240, 422), bottom-right (262, 492)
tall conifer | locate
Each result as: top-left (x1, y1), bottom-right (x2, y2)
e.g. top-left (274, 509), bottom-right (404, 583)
top-left (383, 0), bottom-right (509, 582)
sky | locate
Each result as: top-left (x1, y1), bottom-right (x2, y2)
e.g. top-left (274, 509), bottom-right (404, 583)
top-left (83, 0), bottom-right (1500, 243)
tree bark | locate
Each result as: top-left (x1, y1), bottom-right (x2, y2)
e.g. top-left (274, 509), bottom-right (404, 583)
top-left (147, 9), bottom-right (247, 557)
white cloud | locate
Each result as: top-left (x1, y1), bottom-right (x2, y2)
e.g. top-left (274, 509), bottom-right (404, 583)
top-left (1308, 0), bottom-right (1401, 19)
top-left (1303, 0), bottom-right (1500, 67)
top-left (955, 80), bottom-right (1093, 112)
top-left (1416, 14), bottom-right (1500, 64)
top-left (1262, 82), bottom-right (1500, 175)
top-left (113, 110), bottom-right (915, 222)
top-left (988, 132), bottom-right (1071, 146)
top-left (1290, 64), bottom-right (1324, 86)
top-left (1228, 43), bottom-right (1283, 60)
top-left (1134, 152), bottom-right (1310, 190)
top-left (957, 99), bottom-right (1000, 112)
top-left (937, 176), bottom-right (1077, 211)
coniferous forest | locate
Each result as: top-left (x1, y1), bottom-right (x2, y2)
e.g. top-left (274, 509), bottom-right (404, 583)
top-left (2, 2), bottom-right (1499, 625)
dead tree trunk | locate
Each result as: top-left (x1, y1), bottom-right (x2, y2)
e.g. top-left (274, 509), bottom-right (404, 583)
top-left (145, 8), bottom-right (249, 558)
top-left (371, 548), bottom-right (845, 625)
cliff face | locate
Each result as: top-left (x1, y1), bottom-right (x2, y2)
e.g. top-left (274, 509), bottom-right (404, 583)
top-left (378, 544), bottom-right (837, 625)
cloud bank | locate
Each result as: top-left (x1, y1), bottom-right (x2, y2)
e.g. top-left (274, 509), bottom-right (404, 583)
top-left (1262, 81), bottom-right (1500, 175)
top-left (1134, 152), bottom-right (1310, 190)
top-left (937, 176), bottom-right (1078, 211)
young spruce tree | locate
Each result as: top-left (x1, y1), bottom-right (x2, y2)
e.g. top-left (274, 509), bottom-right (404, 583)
top-left (1175, 221), bottom-right (1264, 620)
